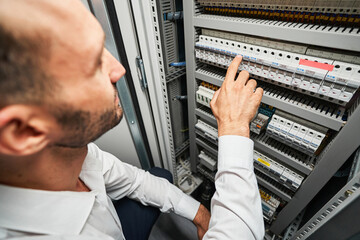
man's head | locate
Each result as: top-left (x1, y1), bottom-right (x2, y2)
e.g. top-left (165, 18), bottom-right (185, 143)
top-left (0, 0), bottom-right (126, 156)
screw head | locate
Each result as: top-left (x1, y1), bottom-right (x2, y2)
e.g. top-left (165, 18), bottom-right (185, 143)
top-left (345, 190), bottom-right (353, 197)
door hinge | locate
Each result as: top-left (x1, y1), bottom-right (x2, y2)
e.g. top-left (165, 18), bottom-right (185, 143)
top-left (136, 56), bottom-right (148, 90)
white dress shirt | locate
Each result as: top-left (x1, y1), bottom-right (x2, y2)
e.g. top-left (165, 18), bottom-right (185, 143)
top-left (0, 136), bottom-right (264, 240)
top-left (203, 136), bottom-right (265, 240)
top-left (0, 143), bottom-right (200, 240)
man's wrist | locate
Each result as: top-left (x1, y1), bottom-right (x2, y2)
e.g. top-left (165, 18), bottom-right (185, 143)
top-left (193, 204), bottom-right (211, 239)
top-left (218, 123), bottom-right (250, 138)
top-left (193, 204), bottom-right (209, 225)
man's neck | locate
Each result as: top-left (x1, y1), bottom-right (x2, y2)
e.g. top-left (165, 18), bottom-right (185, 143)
top-left (0, 145), bottom-right (88, 192)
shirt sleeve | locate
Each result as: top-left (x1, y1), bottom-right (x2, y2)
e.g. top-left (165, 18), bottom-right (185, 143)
top-left (203, 135), bottom-right (265, 240)
top-left (90, 144), bottom-right (200, 221)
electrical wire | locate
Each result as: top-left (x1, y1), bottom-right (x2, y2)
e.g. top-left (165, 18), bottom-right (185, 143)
top-left (169, 61), bottom-right (186, 67)
top-left (177, 158), bottom-right (197, 194)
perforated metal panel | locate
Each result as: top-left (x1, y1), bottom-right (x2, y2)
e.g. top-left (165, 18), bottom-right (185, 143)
top-left (291, 172), bottom-right (360, 240)
top-left (156, 0), bottom-right (183, 75)
top-left (167, 76), bottom-right (188, 150)
top-left (148, 0), bottom-right (178, 181)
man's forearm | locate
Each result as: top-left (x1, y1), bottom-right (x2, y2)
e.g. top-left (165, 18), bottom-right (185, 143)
top-left (202, 136), bottom-right (264, 240)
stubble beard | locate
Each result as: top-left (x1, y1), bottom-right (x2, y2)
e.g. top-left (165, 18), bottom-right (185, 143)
top-left (53, 89), bottom-right (123, 148)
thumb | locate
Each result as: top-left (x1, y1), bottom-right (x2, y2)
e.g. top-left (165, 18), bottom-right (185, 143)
top-left (210, 88), bottom-right (220, 106)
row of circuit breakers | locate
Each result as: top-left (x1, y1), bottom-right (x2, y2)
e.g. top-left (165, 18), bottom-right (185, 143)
top-left (198, 80), bottom-right (329, 155)
top-left (195, 32), bottom-right (360, 105)
top-left (193, 26), bottom-right (360, 222)
top-left (196, 120), bottom-right (293, 223)
top-left (198, 0), bottom-right (360, 28)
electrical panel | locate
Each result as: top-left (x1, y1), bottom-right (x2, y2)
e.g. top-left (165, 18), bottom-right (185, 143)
top-left (138, 0), bottom-right (360, 237)
top-left (182, 0), bottom-right (360, 237)
top-left (81, 1), bottom-right (360, 239)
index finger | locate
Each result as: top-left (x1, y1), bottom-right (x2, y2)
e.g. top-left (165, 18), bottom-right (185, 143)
top-left (223, 55), bottom-right (242, 87)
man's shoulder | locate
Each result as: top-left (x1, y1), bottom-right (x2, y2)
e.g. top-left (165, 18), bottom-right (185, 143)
top-left (81, 143), bottom-right (118, 172)
top-left (81, 143), bottom-right (105, 171)
top-left (87, 142), bottom-right (100, 157)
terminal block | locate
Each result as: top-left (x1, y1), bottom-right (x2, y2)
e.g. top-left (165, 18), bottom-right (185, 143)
top-left (198, 150), bottom-right (217, 171)
top-left (196, 85), bottom-right (215, 107)
top-left (195, 119), bottom-right (218, 143)
top-left (200, 81), bottom-right (219, 91)
top-left (196, 82), bottom-right (219, 107)
top-left (198, 0), bottom-right (360, 28)
top-left (259, 187), bottom-right (282, 223)
top-left (254, 150), bottom-right (304, 191)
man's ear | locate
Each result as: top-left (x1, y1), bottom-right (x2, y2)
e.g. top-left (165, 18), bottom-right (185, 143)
top-left (0, 105), bottom-right (54, 156)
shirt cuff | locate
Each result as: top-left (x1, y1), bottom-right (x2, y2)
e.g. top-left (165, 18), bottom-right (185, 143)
top-left (218, 135), bottom-right (254, 171)
top-left (175, 193), bottom-right (201, 221)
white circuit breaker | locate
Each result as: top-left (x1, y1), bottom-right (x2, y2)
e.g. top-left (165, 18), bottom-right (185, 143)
top-left (254, 150), bottom-right (304, 191)
top-left (267, 113), bottom-right (327, 155)
top-left (195, 35), bottom-right (360, 105)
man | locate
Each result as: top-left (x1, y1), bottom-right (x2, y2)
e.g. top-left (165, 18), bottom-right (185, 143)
top-left (0, 0), bottom-right (264, 239)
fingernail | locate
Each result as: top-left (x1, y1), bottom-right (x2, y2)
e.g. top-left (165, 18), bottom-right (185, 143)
top-left (236, 55), bottom-right (242, 59)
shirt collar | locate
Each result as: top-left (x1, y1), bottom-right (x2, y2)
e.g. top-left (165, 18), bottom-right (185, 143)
top-left (0, 183), bottom-right (96, 235)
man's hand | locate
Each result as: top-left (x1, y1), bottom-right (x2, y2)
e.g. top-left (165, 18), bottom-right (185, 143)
top-left (210, 55), bottom-right (263, 138)
top-left (193, 204), bottom-right (211, 240)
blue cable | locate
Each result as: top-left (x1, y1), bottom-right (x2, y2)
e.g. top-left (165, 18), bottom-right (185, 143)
top-left (169, 61), bottom-right (186, 67)
top-left (163, 12), bottom-right (183, 21)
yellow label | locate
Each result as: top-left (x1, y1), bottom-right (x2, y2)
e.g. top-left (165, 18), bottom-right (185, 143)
top-left (257, 158), bottom-right (270, 167)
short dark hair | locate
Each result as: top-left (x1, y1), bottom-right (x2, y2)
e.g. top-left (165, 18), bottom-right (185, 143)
top-left (0, 23), bottom-right (54, 109)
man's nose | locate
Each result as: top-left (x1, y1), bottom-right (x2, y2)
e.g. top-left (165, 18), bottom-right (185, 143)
top-left (105, 49), bottom-right (126, 83)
